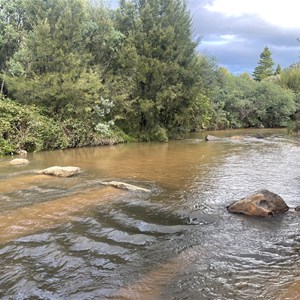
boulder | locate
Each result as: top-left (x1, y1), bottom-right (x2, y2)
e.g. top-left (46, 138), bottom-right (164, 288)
top-left (99, 181), bottom-right (151, 193)
top-left (205, 135), bottom-right (221, 141)
top-left (39, 166), bottom-right (81, 177)
top-left (10, 158), bottom-right (30, 165)
top-left (227, 189), bottom-right (289, 216)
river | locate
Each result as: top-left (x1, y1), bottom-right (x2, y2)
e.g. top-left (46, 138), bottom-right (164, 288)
top-left (1, 128), bottom-right (300, 299)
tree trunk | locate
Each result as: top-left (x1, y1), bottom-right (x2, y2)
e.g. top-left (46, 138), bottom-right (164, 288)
top-left (0, 80), bottom-right (4, 95)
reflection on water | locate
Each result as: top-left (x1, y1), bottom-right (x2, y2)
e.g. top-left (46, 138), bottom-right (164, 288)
top-left (1, 128), bottom-right (300, 299)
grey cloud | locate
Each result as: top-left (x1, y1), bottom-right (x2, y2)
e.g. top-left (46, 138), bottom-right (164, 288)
top-left (107, 0), bottom-right (299, 73)
top-left (188, 0), bottom-right (300, 73)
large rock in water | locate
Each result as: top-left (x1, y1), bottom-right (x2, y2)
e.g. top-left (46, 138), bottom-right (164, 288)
top-left (10, 158), bottom-right (30, 165)
top-left (227, 190), bottom-right (289, 216)
top-left (40, 166), bottom-right (81, 177)
top-left (205, 135), bottom-right (221, 141)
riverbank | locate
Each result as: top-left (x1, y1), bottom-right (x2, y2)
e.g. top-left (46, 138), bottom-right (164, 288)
top-left (2, 96), bottom-right (297, 157)
top-left (0, 98), bottom-right (129, 156)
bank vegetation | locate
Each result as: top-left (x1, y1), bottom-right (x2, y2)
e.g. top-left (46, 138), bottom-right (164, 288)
top-left (0, 0), bottom-right (299, 155)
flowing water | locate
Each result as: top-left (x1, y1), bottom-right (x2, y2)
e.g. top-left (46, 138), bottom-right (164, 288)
top-left (1, 128), bottom-right (300, 299)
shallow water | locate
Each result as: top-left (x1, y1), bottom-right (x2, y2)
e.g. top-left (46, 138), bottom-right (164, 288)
top-left (1, 128), bottom-right (300, 299)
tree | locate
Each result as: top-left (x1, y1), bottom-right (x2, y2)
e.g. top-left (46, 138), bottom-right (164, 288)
top-left (248, 81), bottom-right (295, 127)
top-left (5, 0), bottom-right (103, 119)
top-left (211, 69), bottom-right (256, 129)
top-left (0, 0), bottom-right (27, 94)
top-left (113, 0), bottom-right (211, 140)
top-left (210, 67), bottom-right (295, 129)
top-left (0, 97), bottom-right (68, 154)
top-left (253, 47), bottom-right (275, 81)
top-left (85, 2), bottom-right (125, 71)
top-left (278, 63), bottom-right (300, 93)
top-left (274, 64), bottom-right (281, 75)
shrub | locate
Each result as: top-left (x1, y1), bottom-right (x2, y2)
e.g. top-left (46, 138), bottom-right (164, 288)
top-left (0, 97), bottom-right (68, 155)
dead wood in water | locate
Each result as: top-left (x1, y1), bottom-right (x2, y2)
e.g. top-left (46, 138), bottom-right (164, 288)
top-left (99, 180), bottom-right (151, 193)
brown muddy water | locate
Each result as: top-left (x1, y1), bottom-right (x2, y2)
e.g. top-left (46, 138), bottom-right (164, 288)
top-left (1, 128), bottom-right (300, 299)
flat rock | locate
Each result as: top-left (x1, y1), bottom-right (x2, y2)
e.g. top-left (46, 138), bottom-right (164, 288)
top-left (99, 181), bottom-right (151, 193)
top-left (39, 166), bottom-right (81, 177)
top-left (10, 158), bottom-right (30, 165)
top-left (227, 189), bottom-right (289, 217)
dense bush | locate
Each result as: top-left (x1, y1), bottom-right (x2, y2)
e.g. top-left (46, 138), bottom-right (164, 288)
top-left (210, 70), bottom-right (296, 129)
top-left (0, 98), bottom-right (68, 155)
top-left (0, 98), bottom-right (126, 156)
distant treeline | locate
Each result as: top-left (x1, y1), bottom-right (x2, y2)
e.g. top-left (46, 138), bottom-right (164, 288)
top-left (0, 0), bottom-right (299, 155)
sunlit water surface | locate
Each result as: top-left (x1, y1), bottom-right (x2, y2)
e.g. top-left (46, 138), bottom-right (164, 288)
top-left (1, 129), bottom-right (300, 299)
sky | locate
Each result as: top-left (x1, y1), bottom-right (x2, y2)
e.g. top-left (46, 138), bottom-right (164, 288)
top-left (107, 0), bottom-right (300, 74)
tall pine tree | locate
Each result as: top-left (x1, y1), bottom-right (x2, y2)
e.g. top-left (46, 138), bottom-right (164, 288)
top-left (274, 64), bottom-right (281, 75)
top-left (253, 46), bottom-right (274, 81)
top-left (113, 0), bottom-right (210, 140)
top-left (5, 0), bottom-right (104, 120)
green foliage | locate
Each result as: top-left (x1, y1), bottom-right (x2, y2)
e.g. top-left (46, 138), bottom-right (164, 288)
top-left (5, 69), bottom-right (105, 120)
top-left (112, 0), bottom-right (211, 140)
top-left (287, 110), bottom-right (300, 134)
top-left (210, 68), bottom-right (296, 129)
top-left (0, 0), bottom-right (28, 95)
top-left (61, 118), bottom-right (95, 148)
top-left (275, 64), bottom-right (282, 75)
top-left (211, 69), bottom-right (253, 129)
top-left (151, 126), bottom-right (168, 142)
top-left (253, 47), bottom-right (275, 81)
top-left (247, 81), bottom-right (295, 127)
top-left (0, 0), bottom-right (27, 70)
top-left (277, 64), bottom-right (300, 93)
top-left (0, 97), bottom-right (124, 156)
top-left (86, 3), bottom-right (125, 69)
top-left (6, 0), bottom-right (91, 76)
top-left (0, 98), bottom-right (68, 155)
top-left (4, 0), bottom-right (115, 129)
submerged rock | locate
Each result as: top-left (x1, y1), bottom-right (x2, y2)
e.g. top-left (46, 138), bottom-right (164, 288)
top-left (205, 135), bottom-right (221, 141)
top-left (256, 133), bottom-right (264, 139)
top-left (10, 158), bottom-right (30, 165)
top-left (187, 211), bottom-right (218, 225)
top-left (227, 189), bottom-right (289, 217)
top-left (229, 135), bottom-right (243, 140)
top-left (99, 181), bottom-right (151, 193)
top-left (39, 166), bottom-right (81, 177)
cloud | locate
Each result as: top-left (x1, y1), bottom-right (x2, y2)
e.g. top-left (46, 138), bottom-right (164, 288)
top-left (204, 0), bottom-right (300, 29)
top-left (106, 0), bottom-right (299, 74)
top-left (189, 0), bottom-right (300, 74)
